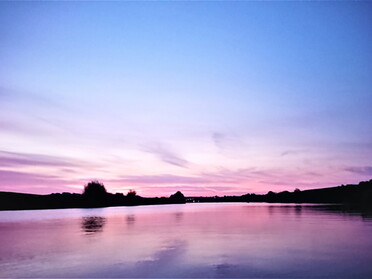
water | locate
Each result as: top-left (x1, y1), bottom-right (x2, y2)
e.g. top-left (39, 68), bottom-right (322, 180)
top-left (1, 203), bottom-right (372, 278)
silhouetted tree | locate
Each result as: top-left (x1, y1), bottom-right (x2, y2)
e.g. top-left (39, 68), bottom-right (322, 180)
top-left (83, 181), bottom-right (107, 197)
top-left (293, 188), bottom-right (302, 202)
top-left (169, 191), bottom-right (186, 203)
top-left (127, 189), bottom-right (137, 198)
top-left (82, 181), bottom-right (108, 207)
top-left (266, 191), bottom-right (276, 202)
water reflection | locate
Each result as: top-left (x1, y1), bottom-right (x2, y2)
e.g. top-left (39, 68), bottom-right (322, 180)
top-left (294, 205), bottom-right (302, 216)
top-left (310, 204), bottom-right (372, 220)
top-left (264, 204), bottom-right (372, 220)
top-left (1, 203), bottom-right (372, 278)
top-left (126, 214), bottom-right (135, 226)
top-left (174, 212), bottom-right (184, 222)
top-left (81, 216), bottom-right (106, 234)
top-left (215, 263), bottom-right (236, 278)
top-left (132, 240), bottom-right (187, 277)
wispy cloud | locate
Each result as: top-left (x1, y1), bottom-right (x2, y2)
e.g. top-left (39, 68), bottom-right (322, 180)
top-left (111, 174), bottom-right (211, 185)
top-left (211, 131), bottom-right (245, 152)
top-left (114, 168), bottom-right (264, 187)
top-left (0, 150), bottom-right (102, 193)
top-left (0, 86), bottom-right (77, 138)
top-left (345, 166), bottom-right (372, 176)
top-left (212, 132), bottom-right (227, 149)
top-left (280, 149), bottom-right (307, 157)
top-left (200, 167), bottom-right (273, 182)
top-left (0, 150), bottom-right (78, 168)
top-left (0, 170), bottom-right (80, 194)
top-left (140, 142), bottom-right (189, 168)
top-left (132, 185), bottom-right (242, 197)
top-left (0, 86), bottom-right (65, 110)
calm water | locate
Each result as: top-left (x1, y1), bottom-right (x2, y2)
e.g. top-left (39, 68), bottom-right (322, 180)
top-left (1, 203), bottom-right (372, 278)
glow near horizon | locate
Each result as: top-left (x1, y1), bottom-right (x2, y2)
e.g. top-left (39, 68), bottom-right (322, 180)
top-left (0, 2), bottom-right (371, 196)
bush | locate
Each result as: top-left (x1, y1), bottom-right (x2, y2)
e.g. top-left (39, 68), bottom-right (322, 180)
top-left (83, 181), bottom-right (107, 198)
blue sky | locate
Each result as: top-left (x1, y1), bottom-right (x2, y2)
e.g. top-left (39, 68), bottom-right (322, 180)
top-left (0, 2), bottom-right (371, 195)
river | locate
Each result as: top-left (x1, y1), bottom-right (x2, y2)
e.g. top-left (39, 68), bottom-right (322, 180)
top-left (1, 203), bottom-right (372, 278)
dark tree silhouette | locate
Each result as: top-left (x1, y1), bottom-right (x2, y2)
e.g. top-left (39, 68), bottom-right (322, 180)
top-left (83, 181), bottom-right (107, 198)
top-left (169, 191), bottom-right (186, 203)
top-left (127, 189), bottom-right (137, 198)
top-left (266, 191), bottom-right (276, 202)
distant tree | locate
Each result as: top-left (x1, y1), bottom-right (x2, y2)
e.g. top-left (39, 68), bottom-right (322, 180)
top-left (278, 191), bottom-right (290, 196)
top-left (83, 181), bottom-right (107, 198)
top-left (266, 191), bottom-right (276, 202)
top-left (293, 188), bottom-right (302, 202)
top-left (127, 189), bottom-right (137, 198)
top-left (169, 191), bottom-right (186, 203)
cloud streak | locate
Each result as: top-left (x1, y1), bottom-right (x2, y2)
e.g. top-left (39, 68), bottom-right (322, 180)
top-left (114, 174), bottom-right (210, 185)
top-left (280, 149), bottom-right (307, 157)
top-left (0, 170), bottom-right (80, 194)
top-left (0, 86), bottom-right (66, 110)
top-left (0, 150), bottom-right (78, 168)
top-left (345, 166), bottom-right (372, 176)
top-left (140, 142), bottom-right (189, 168)
top-left (211, 131), bottom-right (247, 154)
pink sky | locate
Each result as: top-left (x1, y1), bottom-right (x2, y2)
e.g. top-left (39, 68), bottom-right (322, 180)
top-left (0, 148), bottom-right (370, 197)
top-left (0, 3), bottom-right (371, 196)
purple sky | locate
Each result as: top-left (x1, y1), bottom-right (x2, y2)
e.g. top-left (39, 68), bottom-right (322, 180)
top-left (0, 2), bottom-right (371, 196)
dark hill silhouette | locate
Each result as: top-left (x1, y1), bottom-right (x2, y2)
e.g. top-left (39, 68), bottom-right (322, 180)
top-left (190, 180), bottom-right (372, 208)
top-left (0, 179), bottom-right (371, 211)
top-left (0, 181), bottom-right (187, 210)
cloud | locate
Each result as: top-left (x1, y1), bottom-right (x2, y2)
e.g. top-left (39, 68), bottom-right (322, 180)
top-left (140, 142), bottom-right (189, 168)
top-left (0, 170), bottom-right (80, 194)
top-left (0, 151), bottom-right (100, 194)
top-left (106, 170), bottom-right (251, 195)
top-left (345, 166), bottom-right (372, 176)
top-left (111, 174), bottom-right (211, 185)
top-left (0, 86), bottom-right (78, 135)
top-left (0, 87), bottom-right (13, 101)
top-left (114, 169), bottom-right (264, 186)
top-left (0, 170), bottom-right (60, 184)
top-left (0, 119), bottom-right (27, 133)
top-left (280, 149), bottom-right (306, 156)
top-left (0, 150), bottom-right (79, 168)
top-left (211, 131), bottom-right (244, 152)
top-left (200, 167), bottom-right (273, 182)
top-left (129, 184), bottom-right (242, 197)
top-left (109, 168), bottom-right (263, 195)
top-left (142, 185), bottom-right (235, 192)
top-left (212, 132), bottom-right (227, 149)
top-left (0, 86), bottom-right (64, 109)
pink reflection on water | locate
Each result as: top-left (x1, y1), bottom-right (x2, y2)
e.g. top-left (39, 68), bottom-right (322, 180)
top-left (0, 203), bottom-right (372, 278)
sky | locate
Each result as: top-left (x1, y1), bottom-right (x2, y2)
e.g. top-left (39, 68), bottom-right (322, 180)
top-left (0, 1), bottom-right (371, 196)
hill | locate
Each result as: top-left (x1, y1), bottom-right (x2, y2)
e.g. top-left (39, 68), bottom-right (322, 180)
top-left (1, 180), bottom-right (371, 211)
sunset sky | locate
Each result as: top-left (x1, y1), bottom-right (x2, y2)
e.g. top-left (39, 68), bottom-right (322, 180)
top-left (0, 2), bottom-right (371, 196)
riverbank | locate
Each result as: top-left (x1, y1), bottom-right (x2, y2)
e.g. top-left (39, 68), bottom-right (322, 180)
top-left (1, 179), bottom-right (371, 211)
